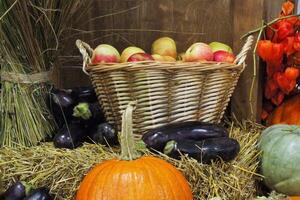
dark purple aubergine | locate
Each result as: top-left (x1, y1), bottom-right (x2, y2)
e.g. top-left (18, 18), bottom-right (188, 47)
top-left (88, 123), bottom-right (118, 146)
top-left (69, 86), bottom-right (97, 103)
top-left (1, 181), bottom-right (31, 200)
top-left (48, 88), bottom-right (76, 128)
top-left (25, 187), bottom-right (53, 200)
top-left (73, 102), bottom-right (105, 127)
top-left (142, 121), bottom-right (228, 152)
top-left (53, 122), bottom-right (85, 149)
top-left (164, 137), bottom-right (240, 163)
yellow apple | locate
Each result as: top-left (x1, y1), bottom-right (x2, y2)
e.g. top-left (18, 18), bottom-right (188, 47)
top-left (120, 46), bottom-right (145, 62)
top-left (152, 54), bottom-right (165, 61)
top-left (151, 37), bottom-right (177, 58)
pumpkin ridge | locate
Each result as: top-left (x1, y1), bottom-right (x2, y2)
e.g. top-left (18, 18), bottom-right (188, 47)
top-left (76, 161), bottom-right (115, 200)
top-left (139, 157), bottom-right (168, 199)
top-left (143, 157), bottom-right (179, 200)
top-left (117, 160), bottom-right (141, 200)
top-left (88, 160), bottom-right (119, 199)
top-left (139, 157), bottom-right (157, 199)
top-left (149, 157), bottom-right (193, 199)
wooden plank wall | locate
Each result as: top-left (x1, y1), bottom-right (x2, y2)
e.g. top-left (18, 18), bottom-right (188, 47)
top-left (56, 0), bottom-right (288, 122)
top-left (231, 0), bottom-right (291, 121)
top-left (58, 0), bottom-right (233, 88)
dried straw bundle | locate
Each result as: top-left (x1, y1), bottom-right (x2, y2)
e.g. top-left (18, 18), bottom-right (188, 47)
top-left (0, 0), bottom-right (89, 147)
top-left (0, 123), bottom-right (263, 199)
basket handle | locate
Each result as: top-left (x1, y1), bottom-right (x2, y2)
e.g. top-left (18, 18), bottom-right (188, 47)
top-left (234, 35), bottom-right (254, 66)
top-left (76, 39), bottom-right (94, 75)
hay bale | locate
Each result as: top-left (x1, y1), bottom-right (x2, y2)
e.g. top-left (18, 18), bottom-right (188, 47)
top-left (0, 123), bottom-right (262, 199)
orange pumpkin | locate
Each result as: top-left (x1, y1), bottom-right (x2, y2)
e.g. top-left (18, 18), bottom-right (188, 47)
top-left (76, 102), bottom-right (193, 200)
top-left (290, 197), bottom-right (300, 200)
top-left (268, 94), bottom-right (300, 125)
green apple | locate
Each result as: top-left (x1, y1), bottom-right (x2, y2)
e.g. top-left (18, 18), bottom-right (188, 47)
top-left (209, 42), bottom-right (233, 53)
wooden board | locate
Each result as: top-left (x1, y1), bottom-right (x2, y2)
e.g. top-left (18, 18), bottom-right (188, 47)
top-left (231, 0), bottom-right (284, 122)
top-left (58, 0), bottom-right (233, 88)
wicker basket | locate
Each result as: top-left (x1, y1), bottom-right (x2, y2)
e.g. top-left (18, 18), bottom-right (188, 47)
top-left (76, 36), bottom-right (254, 138)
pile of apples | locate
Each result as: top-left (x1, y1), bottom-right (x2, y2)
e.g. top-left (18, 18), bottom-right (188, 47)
top-left (91, 37), bottom-right (235, 64)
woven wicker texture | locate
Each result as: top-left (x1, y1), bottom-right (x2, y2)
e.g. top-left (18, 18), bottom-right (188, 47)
top-left (76, 36), bottom-right (254, 138)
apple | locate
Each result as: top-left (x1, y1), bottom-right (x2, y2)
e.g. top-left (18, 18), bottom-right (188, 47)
top-left (209, 42), bottom-right (233, 53)
top-left (120, 46), bottom-right (145, 62)
top-left (91, 44), bottom-right (120, 64)
top-left (213, 50), bottom-right (236, 63)
top-left (127, 53), bottom-right (154, 62)
top-left (162, 56), bottom-right (176, 62)
top-left (151, 37), bottom-right (177, 58)
top-left (185, 43), bottom-right (213, 62)
top-left (152, 54), bottom-right (165, 61)
top-left (152, 54), bottom-right (176, 62)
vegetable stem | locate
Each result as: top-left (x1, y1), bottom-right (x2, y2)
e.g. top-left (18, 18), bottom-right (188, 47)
top-left (120, 101), bottom-right (140, 160)
top-left (164, 140), bottom-right (176, 155)
top-left (241, 14), bottom-right (300, 39)
top-left (20, 181), bottom-right (33, 196)
top-left (73, 103), bottom-right (92, 120)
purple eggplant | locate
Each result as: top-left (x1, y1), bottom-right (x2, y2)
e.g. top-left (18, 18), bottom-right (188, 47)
top-left (24, 187), bottom-right (52, 200)
top-left (48, 88), bottom-right (76, 128)
top-left (164, 137), bottom-right (240, 163)
top-left (53, 122), bottom-right (85, 149)
top-left (1, 181), bottom-right (32, 200)
top-left (88, 123), bottom-right (118, 146)
top-left (142, 121), bottom-right (229, 152)
top-left (69, 86), bottom-right (97, 103)
top-left (73, 102), bottom-right (105, 127)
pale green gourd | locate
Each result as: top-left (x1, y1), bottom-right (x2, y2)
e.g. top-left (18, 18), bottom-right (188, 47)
top-left (259, 124), bottom-right (300, 195)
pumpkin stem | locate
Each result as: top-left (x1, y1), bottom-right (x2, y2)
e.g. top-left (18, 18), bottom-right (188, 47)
top-left (120, 101), bottom-right (140, 160)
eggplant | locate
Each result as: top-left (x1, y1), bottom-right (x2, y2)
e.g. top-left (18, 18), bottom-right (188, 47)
top-left (1, 181), bottom-right (31, 200)
top-left (88, 123), bottom-right (118, 145)
top-left (164, 137), bottom-right (240, 163)
top-left (48, 88), bottom-right (76, 128)
top-left (69, 86), bottom-right (97, 103)
top-left (73, 102), bottom-right (105, 126)
top-left (25, 187), bottom-right (52, 200)
top-left (142, 121), bottom-right (228, 152)
top-left (53, 122), bottom-right (85, 149)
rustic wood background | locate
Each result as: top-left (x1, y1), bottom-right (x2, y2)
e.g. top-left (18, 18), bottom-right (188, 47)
top-left (55, 0), bottom-right (293, 122)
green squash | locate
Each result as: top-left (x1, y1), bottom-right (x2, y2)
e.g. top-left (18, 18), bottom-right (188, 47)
top-left (259, 124), bottom-right (300, 195)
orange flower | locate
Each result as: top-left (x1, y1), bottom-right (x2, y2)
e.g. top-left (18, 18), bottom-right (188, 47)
top-left (265, 79), bottom-right (279, 99)
top-left (294, 33), bottom-right (300, 51)
top-left (274, 72), bottom-right (296, 94)
top-left (271, 91), bottom-right (285, 106)
top-left (281, 1), bottom-right (294, 16)
top-left (282, 36), bottom-right (295, 55)
top-left (277, 20), bottom-right (294, 42)
top-left (257, 40), bottom-right (284, 62)
top-left (285, 67), bottom-right (300, 80)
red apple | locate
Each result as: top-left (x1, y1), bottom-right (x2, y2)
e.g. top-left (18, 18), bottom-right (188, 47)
top-left (185, 43), bottom-right (213, 62)
top-left (127, 53), bottom-right (154, 62)
top-left (213, 50), bottom-right (236, 63)
top-left (91, 44), bottom-right (120, 64)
